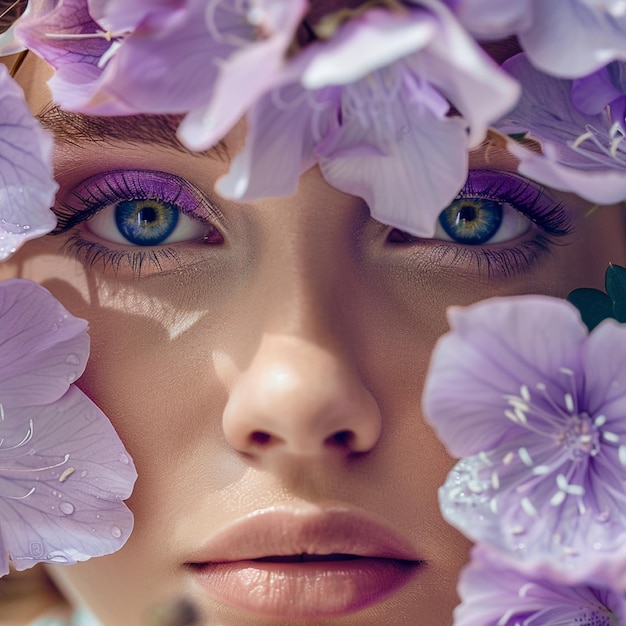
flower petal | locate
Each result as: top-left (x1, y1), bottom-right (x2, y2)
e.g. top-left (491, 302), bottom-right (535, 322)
top-left (440, 441), bottom-right (626, 583)
top-left (317, 65), bottom-right (468, 237)
top-left (15, 0), bottom-right (107, 69)
top-left (571, 67), bottom-right (625, 115)
top-left (0, 280), bottom-right (89, 408)
top-left (179, 39), bottom-right (295, 151)
top-left (0, 386), bottom-right (137, 574)
top-left (509, 141), bottom-right (626, 204)
top-left (216, 84), bottom-right (324, 200)
top-left (496, 54), bottom-right (626, 204)
top-left (300, 8), bottom-right (438, 89)
top-left (496, 55), bottom-right (601, 144)
top-left (87, 0), bottom-right (188, 33)
top-left (0, 66), bottom-right (57, 260)
top-left (455, 545), bottom-right (626, 626)
top-left (429, 296), bottom-right (626, 583)
top-left (519, 0), bottom-right (626, 78)
top-left (422, 296), bottom-right (587, 457)
top-left (583, 318), bottom-right (626, 420)
top-left (178, 0), bottom-right (307, 150)
top-left (406, 0), bottom-right (520, 147)
top-left (92, 0), bottom-right (228, 115)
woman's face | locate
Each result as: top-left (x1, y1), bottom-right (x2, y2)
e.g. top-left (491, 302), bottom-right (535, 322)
top-left (7, 53), bottom-right (626, 626)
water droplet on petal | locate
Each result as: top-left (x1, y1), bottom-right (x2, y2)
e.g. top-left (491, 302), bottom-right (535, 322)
top-left (111, 526), bottom-right (122, 538)
top-left (51, 323), bottom-right (59, 332)
top-left (117, 452), bottom-right (129, 464)
top-left (59, 502), bottom-right (74, 515)
top-left (51, 490), bottom-right (58, 497)
top-left (65, 354), bottom-right (81, 366)
top-left (80, 470), bottom-right (88, 478)
top-left (46, 551), bottom-right (69, 564)
top-left (67, 372), bottom-right (78, 383)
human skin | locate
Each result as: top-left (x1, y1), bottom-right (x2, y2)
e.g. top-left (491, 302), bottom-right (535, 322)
top-left (4, 52), bottom-right (626, 626)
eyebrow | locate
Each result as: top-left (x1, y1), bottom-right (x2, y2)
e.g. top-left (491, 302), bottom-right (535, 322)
top-left (37, 103), bottom-right (229, 162)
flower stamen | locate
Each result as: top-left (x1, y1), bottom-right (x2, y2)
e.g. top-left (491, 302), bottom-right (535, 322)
top-left (518, 447), bottom-right (534, 467)
top-left (5, 486), bottom-right (36, 500)
top-left (521, 496), bottom-right (537, 516)
top-left (43, 30), bottom-right (124, 42)
top-left (602, 430), bottom-right (620, 443)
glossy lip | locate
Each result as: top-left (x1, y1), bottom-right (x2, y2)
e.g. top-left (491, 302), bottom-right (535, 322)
top-left (186, 504), bottom-right (424, 619)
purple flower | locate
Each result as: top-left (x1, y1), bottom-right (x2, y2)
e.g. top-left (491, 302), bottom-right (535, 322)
top-left (0, 279), bottom-right (137, 575)
top-left (15, 0), bottom-right (307, 121)
top-left (14, 0), bottom-right (190, 114)
top-left (177, 0), bottom-right (308, 150)
top-left (454, 545), bottom-right (626, 626)
top-left (422, 295), bottom-right (626, 583)
top-left (215, 1), bottom-right (519, 237)
top-left (450, 0), bottom-right (626, 78)
top-left (0, 64), bottom-right (57, 261)
top-left (495, 54), bottom-right (626, 205)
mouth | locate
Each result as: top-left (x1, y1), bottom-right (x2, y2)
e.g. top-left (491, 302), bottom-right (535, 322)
top-left (252, 552), bottom-right (363, 562)
top-left (185, 505), bottom-right (424, 619)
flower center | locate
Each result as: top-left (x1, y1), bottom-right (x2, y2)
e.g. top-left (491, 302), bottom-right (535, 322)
top-left (556, 412), bottom-right (601, 460)
top-left (573, 605), bottom-right (620, 625)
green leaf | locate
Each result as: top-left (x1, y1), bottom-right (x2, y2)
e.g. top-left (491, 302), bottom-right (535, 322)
top-left (605, 264), bottom-right (626, 322)
top-left (567, 288), bottom-right (615, 331)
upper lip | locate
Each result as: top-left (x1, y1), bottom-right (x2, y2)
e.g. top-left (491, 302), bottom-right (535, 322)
top-left (186, 504), bottom-right (423, 564)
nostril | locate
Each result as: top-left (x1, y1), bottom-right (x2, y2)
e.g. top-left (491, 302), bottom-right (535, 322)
top-left (250, 430), bottom-right (281, 446)
top-left (326, 430), bottom-right (353, 448)
top-left (250, 431), bottom-right (272, 445)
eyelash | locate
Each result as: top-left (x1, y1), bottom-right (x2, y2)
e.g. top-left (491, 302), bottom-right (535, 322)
top-left (51, 169), bottom-right (573, 279)
top-left (388, 171), bottom-right (573, 279)
top-left (52, 170), bottom-right (222, 277)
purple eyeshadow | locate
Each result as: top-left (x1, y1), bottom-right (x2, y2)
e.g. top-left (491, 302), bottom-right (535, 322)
top-left (54, 170), bottom-right (210, 233)
top-left (459, 170), bottom-right (572, 237)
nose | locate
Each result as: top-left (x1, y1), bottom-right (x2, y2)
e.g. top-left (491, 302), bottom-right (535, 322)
top-left (222, 334), bottom-right (382, 459)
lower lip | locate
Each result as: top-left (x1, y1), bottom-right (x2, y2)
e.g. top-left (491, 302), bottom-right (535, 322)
top-left (191, 558), bottom-right (421, 619)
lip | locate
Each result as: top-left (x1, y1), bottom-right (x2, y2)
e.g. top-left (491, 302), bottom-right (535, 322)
top-left (186, 504), bottom-right (424, 619)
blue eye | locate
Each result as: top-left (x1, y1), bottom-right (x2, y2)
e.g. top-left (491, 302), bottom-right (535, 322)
top-left (62, 171), bottom-right (221, 248)
top-left (387, 170), bottom-right (573, 280)
top-left (87, 196), bottom-right (207, 247)
top-left (438, 199), bottom-right (503, 245)
top-left (52, 170), bottom-right (225, 277)
top-left (429, 171), bottom-right (568, 246)
top-left (115, 200), bottom-right (180, 246)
